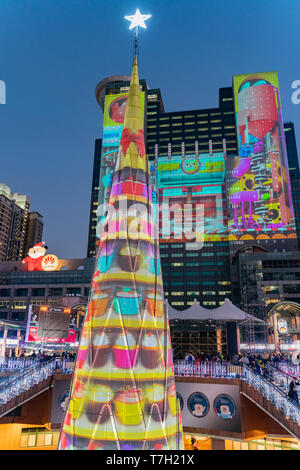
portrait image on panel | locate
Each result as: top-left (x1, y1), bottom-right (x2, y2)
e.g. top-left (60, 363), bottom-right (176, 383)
top-left (187, 392), bottom-right (209, 418)
top-left (214, 394), bottom-right (235, 420)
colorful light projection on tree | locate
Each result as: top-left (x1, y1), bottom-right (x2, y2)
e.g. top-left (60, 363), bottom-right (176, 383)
top-left (228, 72), bottom-right (297, 243)
top-left (58, 56), bottom-right (183, 450)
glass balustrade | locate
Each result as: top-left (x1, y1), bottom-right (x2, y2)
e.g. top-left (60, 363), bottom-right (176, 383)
top-left (243, 365), bottom-right (300, 426)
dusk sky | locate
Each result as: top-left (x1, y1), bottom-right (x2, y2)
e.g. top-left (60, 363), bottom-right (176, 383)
top-left (0, 0), bottom-right (299, 259)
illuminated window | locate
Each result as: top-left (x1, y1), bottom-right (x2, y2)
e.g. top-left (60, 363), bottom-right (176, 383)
top-left (159, 117), bottom-right (169, 120)
top-left (171, 291), bottom-right (184, 296)
top-left (172, 262), bottom-right (184, 267)
top-left (203, 301), bottom-right (216, 306)
top-left (159, 124), bottom-right (170, 128)
top-left (210, 119), bottom-right (221, 123)
top-left (203, 291), bottom-right (216, 295)
top-left (197, 120), bottom-right (208, 124)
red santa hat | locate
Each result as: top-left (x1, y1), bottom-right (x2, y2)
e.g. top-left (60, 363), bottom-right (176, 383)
top-left (34, 242), bottom-right (44, 248)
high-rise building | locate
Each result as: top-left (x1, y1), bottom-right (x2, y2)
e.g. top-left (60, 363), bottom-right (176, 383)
top-left (0, 184), bottom-right (30, 261)
top-left (87, 138), bottom-right (102, 258)
top-left (285, 122), bottom-right (300, 244)
top-left (25, 212), bottom-right (44, 253)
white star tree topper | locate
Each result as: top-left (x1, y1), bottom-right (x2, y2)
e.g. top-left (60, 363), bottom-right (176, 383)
top-left (125, 9), bottom-right (151, 30)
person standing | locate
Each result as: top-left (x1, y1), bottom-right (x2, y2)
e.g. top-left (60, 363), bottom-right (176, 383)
top-left (288, 377), bottom-right (299, 404)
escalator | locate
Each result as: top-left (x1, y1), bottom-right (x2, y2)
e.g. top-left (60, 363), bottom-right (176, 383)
top-left (242, 364), bottom-right (300, 439)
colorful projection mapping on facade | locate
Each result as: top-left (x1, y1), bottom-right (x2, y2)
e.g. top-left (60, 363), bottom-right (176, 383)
top-left (96, 91), bottom-right (146, 253)
top-left (58, 56), bottom-right (183, 450)
top-left (228, 72), bottom-right (297, 242)
top-left (151, 153), bottom-right (227, 243)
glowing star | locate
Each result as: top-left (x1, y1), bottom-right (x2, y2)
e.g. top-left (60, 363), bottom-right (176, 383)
top-left (125, 9), bottom-right (151, 30)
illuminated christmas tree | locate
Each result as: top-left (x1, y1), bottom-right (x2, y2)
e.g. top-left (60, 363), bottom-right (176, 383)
top-left (58, 12), bottom-right (183, 451)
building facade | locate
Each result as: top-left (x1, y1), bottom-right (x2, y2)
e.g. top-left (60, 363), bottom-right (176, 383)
top-left (0, 258), bottom-right (93, 340)
top-left (0, 184), bottom-right (43, 262)
top-left (87, 71), bottom-right (299, 316)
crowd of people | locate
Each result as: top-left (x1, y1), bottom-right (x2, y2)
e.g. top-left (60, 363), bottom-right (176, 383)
top-left (182, 350), bottom-right (300, 405)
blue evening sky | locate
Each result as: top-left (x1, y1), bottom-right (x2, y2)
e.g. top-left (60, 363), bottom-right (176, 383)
top-left (0, 0), bottom-right (299, 258)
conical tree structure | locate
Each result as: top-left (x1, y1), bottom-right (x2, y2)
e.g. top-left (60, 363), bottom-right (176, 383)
top-left (58, 55), bottom-right (184, 451)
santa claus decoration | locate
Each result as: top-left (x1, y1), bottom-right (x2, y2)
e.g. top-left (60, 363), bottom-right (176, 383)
top-left (22, 242), bottom-right (48, 271)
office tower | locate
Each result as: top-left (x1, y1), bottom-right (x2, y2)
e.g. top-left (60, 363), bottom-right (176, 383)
top-left (87, 139), bottom-right (102, 258)
top-left (284, 122), bottom-right (300, 243)
top-left (25, 212), bottom-right (44, 253)
top-left (146, 87), bottom-right (236, 309)
top-left (0, 184), bottom-right (30, 261)
top-left (59, 55), bottom-right (183, 451)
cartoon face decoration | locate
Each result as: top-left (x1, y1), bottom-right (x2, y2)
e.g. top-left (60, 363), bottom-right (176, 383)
top-left (59, 391), bottom-right (70, 412)
top-left (187, 392), bottom-right (209, 418)
top-left (27, 244), bottom-right (47, 259)
top-left (181, 157), bottom-right (200, 175)
top-left (214, 395), bottom-right (235, 420)
top-left (108, 96), bottom-right (128, 124)
top-left (277, 318), bottom-right (288, 334)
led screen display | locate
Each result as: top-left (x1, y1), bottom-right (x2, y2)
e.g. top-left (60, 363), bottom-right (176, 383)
top-left (25, 305), bottom-right (77, 344)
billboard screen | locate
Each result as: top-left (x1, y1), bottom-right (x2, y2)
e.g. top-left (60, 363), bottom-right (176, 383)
top-left (229, 72), bottom-right (297, 244)
top-left (26, 305), bottom-right (77, 344)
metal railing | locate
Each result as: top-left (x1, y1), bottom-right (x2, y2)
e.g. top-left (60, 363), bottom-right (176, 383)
top-left (277, 362), bottom-right (300, 379)
top-left (243, 364), bottom-right (300, 425)
top-left (0, 359), bottom-right (57, 408)
top-left (0, 357), bottom-right (39, 372)
top-left (174, 361), bottom-right (243, 378)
